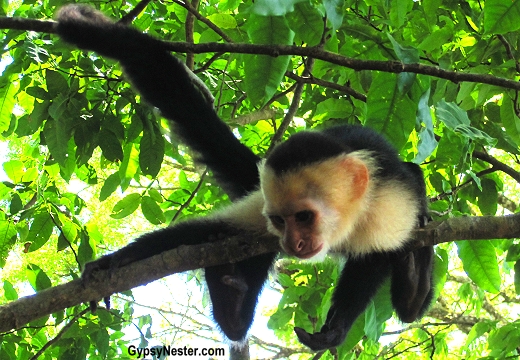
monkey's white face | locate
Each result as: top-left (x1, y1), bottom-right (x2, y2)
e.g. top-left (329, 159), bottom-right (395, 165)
top-left (259, 153), bottom-right (373, 259)
top-left (265, 203), bottom-right (328, 259)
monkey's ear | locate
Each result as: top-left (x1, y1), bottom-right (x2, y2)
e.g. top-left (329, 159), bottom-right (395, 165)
top-left (340, 156), bottom-right (369, 200)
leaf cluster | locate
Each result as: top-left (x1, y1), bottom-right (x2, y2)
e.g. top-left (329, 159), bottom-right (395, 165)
top-left (0, 0), bottom-right (520, 359)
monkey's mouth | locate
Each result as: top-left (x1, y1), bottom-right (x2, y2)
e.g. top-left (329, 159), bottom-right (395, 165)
top-left (291, 243), bottom-right (324, 260)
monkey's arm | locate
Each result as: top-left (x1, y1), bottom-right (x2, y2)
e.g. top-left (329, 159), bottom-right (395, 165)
top-left (55, 5), bottom-right (259, 198)
top-left (294, 253), bottom-right (392, 350)
top-left (82, 218), bottom-right (239, 283)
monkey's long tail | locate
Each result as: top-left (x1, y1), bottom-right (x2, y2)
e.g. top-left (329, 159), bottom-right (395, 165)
top-left (55, 5), bottom-right (260, 198)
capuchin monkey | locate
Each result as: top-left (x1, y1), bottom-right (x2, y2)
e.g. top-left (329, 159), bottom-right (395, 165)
top-left (55, 5), bottom-right (434, 350)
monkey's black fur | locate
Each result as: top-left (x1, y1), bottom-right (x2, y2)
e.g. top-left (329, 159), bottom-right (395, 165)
top-left (56, 5), bottom-right (434, 350)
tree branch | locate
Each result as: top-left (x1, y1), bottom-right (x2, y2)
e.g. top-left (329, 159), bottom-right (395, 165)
top-left (2, 213), bottom-right (520, 333)
top-left (0, 16), bottom-right (519, 90)
top-left (119, 0), bottom-right (153, 25)
top-left (473, 151), bottom-right (520, 183)
top-left (0, 233), bottom-right (279, 333)
top-left (285, 72), bottom-right (367, 102)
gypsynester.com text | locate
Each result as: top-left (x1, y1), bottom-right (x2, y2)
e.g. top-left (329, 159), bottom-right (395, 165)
top-left (128, 345), bottom-right (226, 358)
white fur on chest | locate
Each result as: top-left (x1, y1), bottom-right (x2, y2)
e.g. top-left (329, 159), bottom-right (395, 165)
top-left (333, 180), bottom-right (419, 256)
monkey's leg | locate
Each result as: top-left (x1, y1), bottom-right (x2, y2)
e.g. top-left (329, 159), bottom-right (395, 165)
top-left (391, 245), bottom-right (434, 322)
top-left (206, 252), bottom-right (276, 341)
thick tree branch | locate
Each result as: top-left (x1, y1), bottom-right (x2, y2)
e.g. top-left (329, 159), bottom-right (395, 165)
top-left (140, 42), bottom-right (520, 91)
top-left (2, 213), bottom-right (520, 333)
top-left (0, 233), bottom-right (279, 333)
top-left (0, 17), bottom-right (519, 90)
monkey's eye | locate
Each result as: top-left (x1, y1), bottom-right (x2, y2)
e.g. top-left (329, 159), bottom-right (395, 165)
top-left (269, 215), bottom-right (285, 227)
top-left (295, 210), bottom-right (314, 224)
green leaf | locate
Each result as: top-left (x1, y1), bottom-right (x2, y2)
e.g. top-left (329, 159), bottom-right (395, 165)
top-left (436, 100), bottom-right (496, 146)
top-left (148, 188), bottom-right (163, 203)
top-left (323, 0), bottom-right (345, 31)
top-left (286, 2), bottom-right (323, 46)
top-left (26, 264), bottom-right (52, 292)
top-left (141, 196), bottom-right (165, 225)
top-left (387, 34), bottom-right (419, 94)
top-left (366, 72), bottom-right (417, 150)
top-left (488, 323), bottom-right (520, 357)
top-left (418, 21), bottom-right (454, 51)
top-left (119, 142), bottom-right (140, 190)
top-left (481, 119), bottom-right (519, 155)
top-left (435, 128), bottom-right (467, 166)
top-left (244, 15), bottom-right (294, 105)
top-left (25, 86), bottom-right (50, 100)
top-left (98, 128), bottom-right (124, 162)
top-left (416, 88), bottom-right (438, 163)
top-left (389, 0), bottom-right (413, 28)
top-left (207, 13), bottom-right (237, 29)
top-left (48, 93), bottom-right (69, 121)
top-left (45, 70), bottom-right (68, 98)
top-left (2, 160), bottom-right (24, 183)
top-left (0, 220), bottom-right (17, 267)
top-left (465, 321), bottom-right (493, 347)
top-left (62, 337), bottom-right (89, 359)
top-left (500, 98), bottom-right (520, 144)
top-left (92, 328), bottom-right (110, 357)
top-left (340, 314), bottom-right (365, 352)
top-left (78, 232), bottom-right (95, 266)
top-left (16, 99), bottom-right (50, 137)
top-left (314, 98), bottom-right (351, 121)
top-left (99, 172), bottom-right (121, 201)
top-left (477, 178), bottom-right (498, 215)
top-left (139, 125), bottom-right (165, 178)
top-left (436, 99), bottom-right (470, 126)
top-left (277, 273), bottom-right (293, 287)
top-left (26, 211), bottom-right (54, 252)
top-left (3, 280), bottom-right (18, 300)
top-left (364, 301), bottom-right (378, 340)
top-left (43, 118), bottom-right (69, 165)
top-left (433, 248), bottom-right (449, 300)
top-left (111, 193), bottom-right (142, 219)
top-left (251, 0), bottom-right (306, 16)
top-left (484, 0), bottom-right (520, 35)
top-left (58, 217), bottom-right (79, 246)
top-left (388, 34), bottom-right (420, 64)
top-left (0, 77), bottom-right (17, 133)
top-left (456, 241), bottom-right (501, 293)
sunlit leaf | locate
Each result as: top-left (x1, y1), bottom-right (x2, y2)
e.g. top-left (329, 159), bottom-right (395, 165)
top-left (456, 241), bottom-right (501, 293)
top-left (111, 193), bottom-right (142, 219)
top-left (484, 0), bottom-right (520, 34)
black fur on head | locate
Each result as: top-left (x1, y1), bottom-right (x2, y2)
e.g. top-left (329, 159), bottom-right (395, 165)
top-left (266, 131), bottom-right (349, 174)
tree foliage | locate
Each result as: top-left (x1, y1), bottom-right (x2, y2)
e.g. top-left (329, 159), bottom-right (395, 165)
top-left (0, 0), bottom-right (519, 359)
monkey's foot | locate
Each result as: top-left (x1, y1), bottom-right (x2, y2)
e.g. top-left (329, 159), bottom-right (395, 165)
top-left (294, 326), bottom-right (347, 351)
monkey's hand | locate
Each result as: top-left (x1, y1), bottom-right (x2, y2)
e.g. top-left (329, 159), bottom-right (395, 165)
top-left (293, 305), bottom-right (352, 351)
top-left (294, 323), bottom-right (349, 351)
